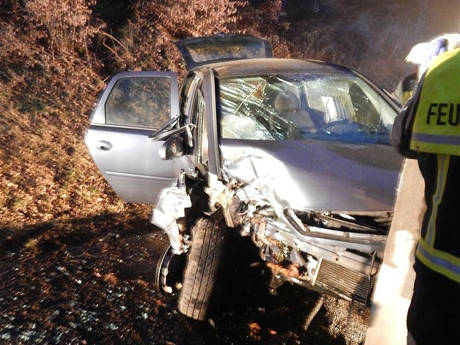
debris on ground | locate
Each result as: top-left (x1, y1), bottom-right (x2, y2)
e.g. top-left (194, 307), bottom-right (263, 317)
top-left (0, 213), bottom-right (369, 345)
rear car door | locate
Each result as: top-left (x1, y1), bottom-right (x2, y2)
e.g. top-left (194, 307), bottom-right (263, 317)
top-left (85, 71), bottom-right (193, 204)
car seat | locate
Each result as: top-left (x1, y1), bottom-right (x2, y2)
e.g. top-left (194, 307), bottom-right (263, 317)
top-left (274, 91), bottom-right (320, 133)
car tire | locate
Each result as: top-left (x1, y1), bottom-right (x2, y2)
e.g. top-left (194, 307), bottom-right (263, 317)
top-left (177, 217), bottom-right (225, 320)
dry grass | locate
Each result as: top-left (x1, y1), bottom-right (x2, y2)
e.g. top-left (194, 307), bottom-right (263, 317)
top-left (0, 0), bottom-right (453, 229)
top-left (0, 1), bottom-right (137, 227)
top-left (0, 0), bottom-right (289, 228)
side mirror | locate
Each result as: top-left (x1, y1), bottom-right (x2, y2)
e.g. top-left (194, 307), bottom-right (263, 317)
top-left (151, 120), bottom-right (195, 145)
top-left (159, 133), bottom-right (186, 160)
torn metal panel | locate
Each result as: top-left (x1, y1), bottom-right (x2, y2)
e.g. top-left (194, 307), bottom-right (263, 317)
top-left (207, 156), bottom-right (384, 304)
top-left (221, 146), bottom-right (309, 219)
top-left (151, 182), bottom-right (192, 254)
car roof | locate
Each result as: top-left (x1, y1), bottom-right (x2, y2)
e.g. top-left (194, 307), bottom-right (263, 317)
top-left (194, 58), bottom-right (352, 78)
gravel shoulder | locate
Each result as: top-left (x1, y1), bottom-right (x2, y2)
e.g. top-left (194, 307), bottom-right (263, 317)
top-left (0, 213), bottom-right (368, 345)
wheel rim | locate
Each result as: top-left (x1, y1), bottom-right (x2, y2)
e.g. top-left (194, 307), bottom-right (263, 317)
top-left (155, 245), bottom-right (186, 295)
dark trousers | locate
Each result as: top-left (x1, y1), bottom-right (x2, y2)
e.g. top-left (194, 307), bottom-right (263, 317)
top-left (407, 270), bottom-right (460, 345)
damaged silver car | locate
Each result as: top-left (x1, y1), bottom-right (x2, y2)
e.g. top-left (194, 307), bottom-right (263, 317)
top-left (85, 35), bottom-right (403, 321)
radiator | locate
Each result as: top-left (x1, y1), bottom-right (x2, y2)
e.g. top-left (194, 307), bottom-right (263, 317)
top-left (314, 259), bottom-right (375, 304)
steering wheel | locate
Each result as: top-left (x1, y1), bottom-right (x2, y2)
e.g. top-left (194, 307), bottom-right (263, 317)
top-left (268, 113), bottom-right (304, 139)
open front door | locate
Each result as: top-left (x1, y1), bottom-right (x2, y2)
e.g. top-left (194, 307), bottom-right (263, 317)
top-left (85, 71), bottom-right (193, 204)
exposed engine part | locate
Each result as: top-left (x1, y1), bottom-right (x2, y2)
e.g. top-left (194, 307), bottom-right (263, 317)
top-left (205, 173), bottom-right (244, 227)
top-left (247, 208), bottom-right (382, 304)
top-left (268, 272), bottom-right (285, 295)
top-left (314, 259), bottom-right (375, 304)
top-left (283, 208), bottom-right (387, 254)
top-left (151, 155), bottom-right (392, 306)
top-left (299, 211), bottom-right (391, 234)
top-left (262, 220), bottom-right (381, 276)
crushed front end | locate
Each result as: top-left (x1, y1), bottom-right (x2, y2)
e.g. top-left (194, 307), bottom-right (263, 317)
top-left (152, 165), bottom-right (392, 305)
top-left (206, 172), bottom-right (391, 305)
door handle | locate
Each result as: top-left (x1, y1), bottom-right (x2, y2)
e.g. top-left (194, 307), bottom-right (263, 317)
top-left (96, 140), bottom-right (112, 151)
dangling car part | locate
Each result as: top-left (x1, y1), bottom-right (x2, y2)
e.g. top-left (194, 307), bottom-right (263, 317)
top-left (85, 34), bottom-right (403, 321)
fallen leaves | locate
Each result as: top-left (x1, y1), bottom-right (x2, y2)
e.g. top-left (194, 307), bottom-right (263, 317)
top-left (103, 272), bottom-right (118, 285)
top-left (248, 322), bottom-right (261, 341)
top-left (24, 238), bottom-right (39, 249)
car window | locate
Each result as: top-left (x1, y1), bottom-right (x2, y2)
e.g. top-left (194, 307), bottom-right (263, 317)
top-left (218, 73), bottom-right (397, 144)
top-left (176, 35), bottom-right (272, 69)
top-left (105, 77), bottom-right (171, 128)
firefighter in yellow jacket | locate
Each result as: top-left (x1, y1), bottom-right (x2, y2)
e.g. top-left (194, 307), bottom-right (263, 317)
top-left (391, 44), bottom-right (460, 344)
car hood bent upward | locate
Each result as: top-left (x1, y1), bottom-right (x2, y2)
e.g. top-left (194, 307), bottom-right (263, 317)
top-left (220, 139), bottom-right (403, 212)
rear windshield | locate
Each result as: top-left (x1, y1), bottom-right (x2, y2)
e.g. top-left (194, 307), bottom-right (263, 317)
top-left (218, 73), bottom-right (397, 144)
top-left (176, 35), bottom-right (272, 69)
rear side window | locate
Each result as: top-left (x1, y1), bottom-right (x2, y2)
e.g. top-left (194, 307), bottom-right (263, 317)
top-left (105, 77), bottom-right (171, 128)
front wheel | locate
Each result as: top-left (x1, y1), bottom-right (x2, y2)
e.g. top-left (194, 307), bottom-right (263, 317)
top-left (177, 217), bottom-right (225, 320)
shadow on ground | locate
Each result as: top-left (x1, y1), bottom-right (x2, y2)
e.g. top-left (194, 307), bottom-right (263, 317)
top-left (0, 213), bottom-right (363, 344)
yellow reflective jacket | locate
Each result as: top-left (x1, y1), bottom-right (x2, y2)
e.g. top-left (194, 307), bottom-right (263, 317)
top-left (410, 48), bottom-right (460, 155)
top-left (391, 48), bottom-right (460, 284)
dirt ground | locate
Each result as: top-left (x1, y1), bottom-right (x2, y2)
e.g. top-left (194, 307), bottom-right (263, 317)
top-left (0, 212), bottom-right (369, 345)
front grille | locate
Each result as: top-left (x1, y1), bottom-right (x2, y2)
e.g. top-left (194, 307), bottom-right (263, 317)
top-left (315, 259), bottom-right (375, 304)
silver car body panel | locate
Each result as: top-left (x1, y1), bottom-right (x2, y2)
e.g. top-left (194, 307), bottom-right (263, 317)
top-left (220, 139), bottom-right (402, 212)
top-left (86, 126), bottom-right (194, 204)
top-left (85, 71), bottom-right (194, 204)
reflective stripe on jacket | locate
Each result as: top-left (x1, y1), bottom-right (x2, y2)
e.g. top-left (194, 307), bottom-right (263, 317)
top-left (410, 48), bottom-right (460, 155)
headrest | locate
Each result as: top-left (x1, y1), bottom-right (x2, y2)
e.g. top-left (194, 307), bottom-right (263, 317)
top-left (274, 92), bottom-right (300, 113)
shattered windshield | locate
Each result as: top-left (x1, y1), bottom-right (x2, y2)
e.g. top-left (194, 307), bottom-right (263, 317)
top-left (218, 73), bottom-right (397, 144)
